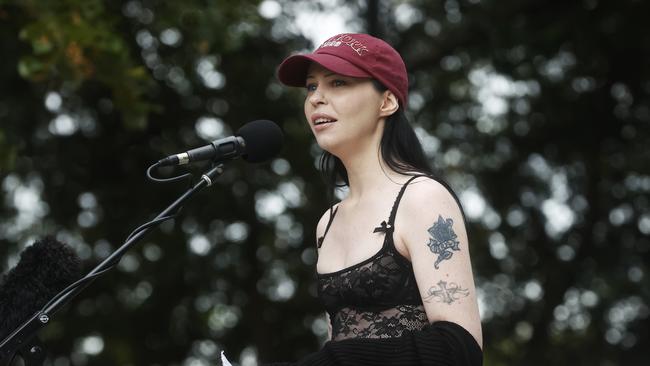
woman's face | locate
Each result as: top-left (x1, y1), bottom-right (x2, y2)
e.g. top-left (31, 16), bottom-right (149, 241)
top-left (303, 62), bottom-right (390, 155)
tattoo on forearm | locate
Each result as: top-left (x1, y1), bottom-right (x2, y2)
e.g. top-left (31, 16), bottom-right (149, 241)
top-left (423, 280), bottom-right (470, 305)
top-left (426, 215), bottom-right (460, 269)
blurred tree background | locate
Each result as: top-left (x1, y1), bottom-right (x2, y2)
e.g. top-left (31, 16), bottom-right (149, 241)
top-left (1, 0), bottom-right (648, 365)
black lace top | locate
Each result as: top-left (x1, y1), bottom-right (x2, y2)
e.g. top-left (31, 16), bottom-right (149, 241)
top-left (262, 175), bottom-right (483, 365)
top-left (316, 175), bottom-right (429, 341)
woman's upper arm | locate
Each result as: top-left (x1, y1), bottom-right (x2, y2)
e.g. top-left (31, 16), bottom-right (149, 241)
top-left (399, 179), bottom-right (483, 348)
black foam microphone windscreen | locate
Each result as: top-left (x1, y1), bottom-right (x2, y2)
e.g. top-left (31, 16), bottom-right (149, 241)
top-left (237, 120), bottom-right (284, 163)
top-left (0, 236), bottom-right (81, 340)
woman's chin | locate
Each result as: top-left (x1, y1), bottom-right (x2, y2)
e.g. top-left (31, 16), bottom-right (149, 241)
top-left (315, 138), bottom-right (343, 155)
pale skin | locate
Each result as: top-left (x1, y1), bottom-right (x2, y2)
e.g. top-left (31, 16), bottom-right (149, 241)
top-left (305, 63), bottom-right (483, 348)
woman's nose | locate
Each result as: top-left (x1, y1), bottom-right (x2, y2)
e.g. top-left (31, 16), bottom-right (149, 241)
top-left (308, 88), bottom-right (326, 106)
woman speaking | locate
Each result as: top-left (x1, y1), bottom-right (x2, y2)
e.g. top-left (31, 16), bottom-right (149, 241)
top-left (267, 32), bottom-right (482, 365)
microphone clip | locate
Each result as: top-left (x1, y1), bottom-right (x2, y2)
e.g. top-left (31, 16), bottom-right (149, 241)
top-left (157, 136), bottom-right (246, 167)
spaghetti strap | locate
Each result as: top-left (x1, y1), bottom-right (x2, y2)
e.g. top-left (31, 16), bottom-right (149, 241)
top-left (388, 175), bottom-right (426, 225)
top-left (320, 175), bottom-right (431, 247)
top-left (373, 175), bottom-right (427, 234)
top-left (317, 205), bottom-right (339, 248)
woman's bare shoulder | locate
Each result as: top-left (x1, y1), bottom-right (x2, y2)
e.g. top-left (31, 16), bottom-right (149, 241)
top-left (404, 176), bottom-right (460, 207)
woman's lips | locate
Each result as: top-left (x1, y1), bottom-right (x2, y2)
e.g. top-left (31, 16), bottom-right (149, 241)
top-left (313, 121), bottom-right (335, 132)
top-left (311, 113), bottom-right (338, 125)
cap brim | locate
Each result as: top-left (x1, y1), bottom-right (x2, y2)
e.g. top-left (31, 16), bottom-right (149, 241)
top-left (277, 53), bottom-right (370, 87)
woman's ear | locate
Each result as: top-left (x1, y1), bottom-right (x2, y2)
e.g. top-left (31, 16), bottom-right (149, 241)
top-left (379, 90), bottom-right (399, 117)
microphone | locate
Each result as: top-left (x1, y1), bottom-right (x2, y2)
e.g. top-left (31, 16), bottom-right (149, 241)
top-left (0, 237), bottom-right (81, 341)
top-left (157, 119), bottom-right (283, 166)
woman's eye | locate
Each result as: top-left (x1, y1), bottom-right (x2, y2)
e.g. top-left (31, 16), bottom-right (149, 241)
top-left (333, 79), bottom-right (346, 87)
top-left (306, 83), bottom-right (317, 92)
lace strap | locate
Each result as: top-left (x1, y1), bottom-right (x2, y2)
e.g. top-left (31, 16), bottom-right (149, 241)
top-left (317, 205), bottom-right (339, 248)
top-left (372, 175), bottom-right (427, 234)
top-left (387, 175), bottom-right (427, 226)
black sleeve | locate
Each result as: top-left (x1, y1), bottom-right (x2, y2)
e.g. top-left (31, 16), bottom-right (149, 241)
top-left (262, 321), bottom-right (482, 366)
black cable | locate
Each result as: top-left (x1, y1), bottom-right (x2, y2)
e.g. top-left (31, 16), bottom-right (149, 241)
top-left (36, 160), bottom-right (203, 323)
top-left (40, 266), bottom-right (114, 312)
top-left (125, 214), bottom-right (177, 242)
top-left (40, 213), bottom-right (178, 313)
top-left (146, 162), bottom-right (193, 183)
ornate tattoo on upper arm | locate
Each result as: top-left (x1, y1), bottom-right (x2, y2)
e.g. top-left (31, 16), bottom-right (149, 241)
top-left (426, 215), bottom-right (460, 269)
top-left (423, 280), bottom-right (469, 305)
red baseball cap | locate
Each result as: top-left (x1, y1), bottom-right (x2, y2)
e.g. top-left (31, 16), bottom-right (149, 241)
top-left (277, 33), bottom-right (409, 106)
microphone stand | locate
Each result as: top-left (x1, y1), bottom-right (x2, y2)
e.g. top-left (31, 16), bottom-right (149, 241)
top-left (0, 163), bottom-right (225, 366)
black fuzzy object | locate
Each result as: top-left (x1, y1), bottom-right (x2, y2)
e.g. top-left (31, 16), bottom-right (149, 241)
top-left (0, 236), bottom-right (81, 340)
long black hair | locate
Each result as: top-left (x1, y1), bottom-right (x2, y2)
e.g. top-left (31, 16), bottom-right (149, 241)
top-left (318, 80), bottom-right (434, 189)
top-left (317, 79), bottom-right (468, 225)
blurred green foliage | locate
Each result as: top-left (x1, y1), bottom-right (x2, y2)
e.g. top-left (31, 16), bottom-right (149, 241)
top-left (11, 0), bottom-right (155, 129)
